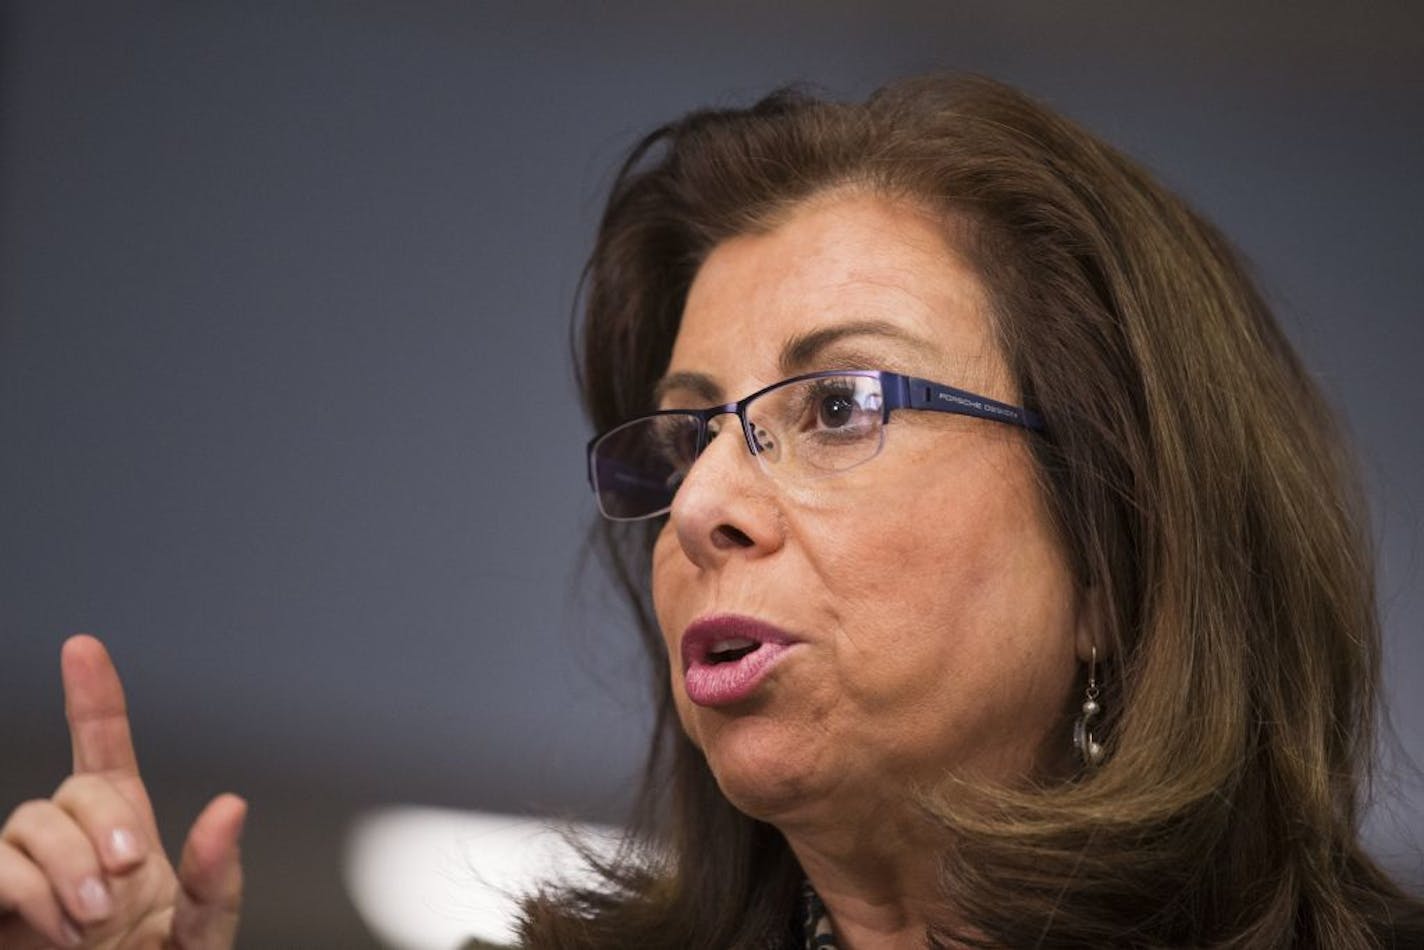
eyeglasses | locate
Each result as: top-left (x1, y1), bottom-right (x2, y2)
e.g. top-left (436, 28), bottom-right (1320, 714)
top-left (586, 369), bottom-right (1045, 522)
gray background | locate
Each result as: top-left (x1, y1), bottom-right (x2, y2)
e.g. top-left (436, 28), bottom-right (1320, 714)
top-left (1, 2), bottom-right (1420, 945)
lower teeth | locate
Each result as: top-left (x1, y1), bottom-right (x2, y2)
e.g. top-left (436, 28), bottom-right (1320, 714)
top-left (712, 645), bottom-right (758, 664)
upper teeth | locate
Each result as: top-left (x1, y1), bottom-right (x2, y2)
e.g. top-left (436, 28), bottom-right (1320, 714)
top-left (709, 637), bottom-right (756, 654)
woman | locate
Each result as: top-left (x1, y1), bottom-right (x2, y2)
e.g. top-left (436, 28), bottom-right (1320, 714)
top-left (2, 75), bottom-right (1420, 948)
top-left (547, 75), bottom-right (1424, 947)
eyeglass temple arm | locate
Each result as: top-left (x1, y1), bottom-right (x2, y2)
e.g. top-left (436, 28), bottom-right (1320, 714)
top-left (887, 373), bottom-right (1045, 431)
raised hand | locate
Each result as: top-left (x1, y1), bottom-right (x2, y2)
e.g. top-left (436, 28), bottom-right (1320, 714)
top-left (0, 636), bottom-right (246, 949)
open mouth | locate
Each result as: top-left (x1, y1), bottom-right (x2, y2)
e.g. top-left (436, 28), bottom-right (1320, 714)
top-left (706, 637), bottom-right (760, 664)
top-left (680, 616), bottom-right (798, 707)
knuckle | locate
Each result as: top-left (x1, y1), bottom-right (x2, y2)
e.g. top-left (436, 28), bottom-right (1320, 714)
top-left (4, 865), bottom-right (50, 910)
top-left (53, 772), bottom-right (105, 803)
top-left (3, 800), bottom-right (54, 836)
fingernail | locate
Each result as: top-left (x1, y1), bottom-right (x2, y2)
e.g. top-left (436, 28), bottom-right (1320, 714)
top-left (60, 917), bottom-right (83, 947)
top-left (76, 875), bottom-right (113, 919)
top-left (107, 827), bottom-right (140, 864)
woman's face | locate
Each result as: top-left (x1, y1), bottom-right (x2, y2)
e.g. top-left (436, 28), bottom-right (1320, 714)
top-left (650, 191), bottom-right (1090, 829)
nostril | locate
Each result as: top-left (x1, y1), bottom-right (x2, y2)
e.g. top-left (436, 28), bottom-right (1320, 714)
top-left (711, 524), bottom-right (755, 549)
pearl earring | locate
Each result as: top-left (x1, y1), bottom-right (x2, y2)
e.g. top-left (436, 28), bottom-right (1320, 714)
top-left (1073, 645), bottom-right (1106, 767)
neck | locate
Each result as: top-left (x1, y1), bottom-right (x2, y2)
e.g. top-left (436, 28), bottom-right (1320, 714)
top-left (780, 801), bottom-right (948, 949)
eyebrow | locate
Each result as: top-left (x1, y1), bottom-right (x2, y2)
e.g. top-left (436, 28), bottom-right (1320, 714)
top-left (653, 320), bottom-right (933, 406)
top-left (653, 370), bottom-right (723, 406)
top-left (777, 319), bottom-right (929, 375)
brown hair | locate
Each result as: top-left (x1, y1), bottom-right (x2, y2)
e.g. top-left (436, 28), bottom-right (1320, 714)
top-left (520, 75), bottom-right (1423, 948)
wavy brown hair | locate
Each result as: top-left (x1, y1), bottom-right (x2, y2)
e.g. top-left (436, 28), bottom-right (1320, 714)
top-left (519, 75), bottom-right (1423, 948)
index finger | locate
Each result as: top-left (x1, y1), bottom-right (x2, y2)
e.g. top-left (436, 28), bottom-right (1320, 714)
top-left (62, 634), bottom-right (140, 778)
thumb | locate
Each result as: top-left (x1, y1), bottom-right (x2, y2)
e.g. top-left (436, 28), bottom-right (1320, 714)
top-left (168, 794), bottom-right (247, 950)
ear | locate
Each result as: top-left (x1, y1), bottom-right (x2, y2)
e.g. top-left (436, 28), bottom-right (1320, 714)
top-left (1073, 580), bottom-right (1110, 664)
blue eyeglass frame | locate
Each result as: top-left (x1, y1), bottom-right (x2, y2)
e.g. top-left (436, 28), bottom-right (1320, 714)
top-left (585, 369), bottom-right (1044, 517)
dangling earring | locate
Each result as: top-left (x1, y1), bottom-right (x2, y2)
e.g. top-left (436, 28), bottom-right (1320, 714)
top-left (1073, 646), bottom-right (1106, 767)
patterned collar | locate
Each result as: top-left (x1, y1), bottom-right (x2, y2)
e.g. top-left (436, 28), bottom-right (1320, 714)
top-left (801, 880), bottom-right (839, 949)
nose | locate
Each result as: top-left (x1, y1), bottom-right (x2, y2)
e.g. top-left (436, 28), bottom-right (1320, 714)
top-left (670, 413), bottom-right (784, 568)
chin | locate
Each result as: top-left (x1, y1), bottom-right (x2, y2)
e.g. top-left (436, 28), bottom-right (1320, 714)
top-left (691, 710), bottom-right (830, 821)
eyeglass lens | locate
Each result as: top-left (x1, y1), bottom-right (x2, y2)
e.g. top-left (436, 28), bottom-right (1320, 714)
top-left (592, 373), bottom-right (887, 521)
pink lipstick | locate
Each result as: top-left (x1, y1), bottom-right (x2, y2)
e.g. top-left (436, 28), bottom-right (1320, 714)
top-left (680, 615), bottom-right (798, 707)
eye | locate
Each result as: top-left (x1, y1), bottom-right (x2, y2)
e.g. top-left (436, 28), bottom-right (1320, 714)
top-left (648, 416), bottom-right (701, 470)
top-left (797, 380), bottom-right (866, 432)
top-left (817, 392), bottom-right (856, 428)
top-left (755, 375), bottom-right (881, 450)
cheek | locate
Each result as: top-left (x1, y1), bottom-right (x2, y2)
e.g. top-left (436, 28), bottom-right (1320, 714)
top-left (651, 525), bottom-right (684, 655)
top-left (791, 446), bottom-right (1019, 602)
top-left (651, 525), bottom-right (702, 735)
top-left (792, 441), bottom-right (1075, 699)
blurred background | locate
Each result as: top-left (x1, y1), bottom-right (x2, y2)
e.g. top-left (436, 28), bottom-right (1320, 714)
top-left (1, 1), bottom-right (1420, 945)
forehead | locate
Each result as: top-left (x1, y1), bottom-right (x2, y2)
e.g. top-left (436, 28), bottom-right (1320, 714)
top-left (669, 191), bottom-right (1002, 398)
